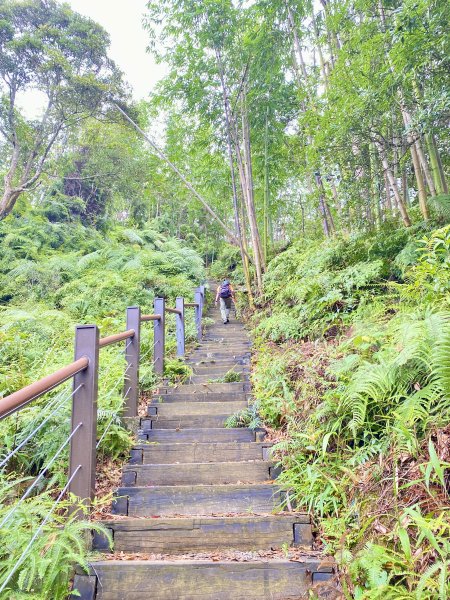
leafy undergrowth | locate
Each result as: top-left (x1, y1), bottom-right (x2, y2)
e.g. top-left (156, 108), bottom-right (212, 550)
top-left (249, 224), bottom-right (450, 599)
top-left (0, 209), bottom-right (204, 598)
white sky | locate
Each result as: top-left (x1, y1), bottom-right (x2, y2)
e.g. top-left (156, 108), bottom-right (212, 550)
top-left (18, 0), bottom-right (166, 117)
top-left (67, 0), bottom-right (165, 99)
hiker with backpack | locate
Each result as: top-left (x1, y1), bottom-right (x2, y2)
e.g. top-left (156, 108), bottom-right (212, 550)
top-left (215, 279), bottom-right (236, 324)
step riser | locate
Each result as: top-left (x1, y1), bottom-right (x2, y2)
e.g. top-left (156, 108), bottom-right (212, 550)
top-left (142, 416), bottom-right (232, 429)
top-left (152, 388), bottom-right (248, 406)
top-left (147, 401), bottom-right (247, 417)
top-left (139, 429), bottom-right (257, 443)
top-left (157, 382), bottom-right (246, 394)
top-left (187, 359), bottom-right (250, 366)
top-left (81, 560), bottom-right (326, 600)
top-left (123, 462), bottom-right (271, 486)
top-left (191, 366), bottom-right (249, 375)
top-left (189, 375), bottom-right (249, 384)
top-left (112, 485), bottom-right (283, 516)
top-left (131, 443), bottom-right (270, 464)
top-left (95, 517), bottom-right (312, 553)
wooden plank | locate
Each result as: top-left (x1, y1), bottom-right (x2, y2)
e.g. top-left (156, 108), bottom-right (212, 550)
top-left (90, 559), bottom-right (327, 600)
top-left (140, 428), bottom-right (255, 443)
top-left (188, 374), bottom-right (249, 384)
top-left (149, 400), bottom-right (248, 417)
top-left (138, 442), bottom-right (270, 464)
top-left (157, 382), bottom-right (246, 394)
top-left (113, 484), bottom-right (284, 516)
top-left (150, 392), bottom-right (248, 403)
top-left (144, 415), bottom-right (234, 429)
top-left (95, 515), bottom-right (312, 553)
top-left (122, 461), bottom-right (271, 486)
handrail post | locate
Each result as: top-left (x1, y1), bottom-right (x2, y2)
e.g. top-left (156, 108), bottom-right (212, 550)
top-left (194, 288), bottom-right (202, 341)
top-left (124, 306), bottom-right (141, 418)
top-left (68, 325), bottom-right (99, 512)
top-left (153, 298), bottom-right (165, 375)
top-left (175, 297), bottom-right (185, 357)
top-left (200, 285), bottom-right (206, 316)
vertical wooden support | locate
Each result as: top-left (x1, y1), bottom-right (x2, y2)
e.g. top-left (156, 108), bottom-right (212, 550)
top-left (153, 297), bottom-right (165, 375)
top-left (200, 285), bottom-right (206, 315)
top-left (124, 306), bottom-right (141, 418)
top-left (175, 297), bottom-right (185, 357)
top-left (194, 289), bottom-right (203, 341)
top-left (68, 325), bottom-right (99, 509)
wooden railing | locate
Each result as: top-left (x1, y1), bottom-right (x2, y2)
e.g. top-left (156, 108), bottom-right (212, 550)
top-left (0, 285), bottom-right (206, 512)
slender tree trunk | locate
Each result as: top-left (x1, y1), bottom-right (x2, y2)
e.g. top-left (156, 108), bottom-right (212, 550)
top-left (410, 142), bottom-right (429, 219)
top-left (376, 141), bottom-right (411, 226)
top-left (241, 86), bottom-right (265, 271)
top-left (425, 133), bottom-right (448, 195)
top-left (263, 108), bottom-right (271, 262)
top-left (224, 120), bottom-right (254, 306)
top-left (214, 50), bottom-right (263, 293)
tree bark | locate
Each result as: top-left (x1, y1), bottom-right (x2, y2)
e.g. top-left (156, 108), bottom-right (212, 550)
top-left (425, 133), bottom-right (448, 195)
top-left (376, 141), bottom-right (411, 226)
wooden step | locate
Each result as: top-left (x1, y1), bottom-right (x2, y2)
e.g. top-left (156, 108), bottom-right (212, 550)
top-left (157, 382), bottom-right (246, 395)
top-left (151, 392), bottom-right (248, 403)
top-left (122, 461), bottom-right (272, 486)
top-left (94, 515), bottom-right (312, 553)
top-left (130, 442), bottom-right (272, 464)
top-left (139, 428), bottom-right (260, 443)
top-left (191, 365), bottom-right (249, 375)
top-left (76, 559), bottom-right (330, 599)
top-left (189, 374), bottom-right (249, 384)
top-left (189, 353), bottom-right (251, 361)
top-left (187, 358), bottom-right (250, 366)
top-left (142, 415), bottom-right (234, 429)
top-left (147, 400), bottom-right (247, 417)
top-left (112, 484), bottom-right (284, 516)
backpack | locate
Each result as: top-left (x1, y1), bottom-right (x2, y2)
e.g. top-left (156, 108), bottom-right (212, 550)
top-left (219, 283), bottom-right (232, 298)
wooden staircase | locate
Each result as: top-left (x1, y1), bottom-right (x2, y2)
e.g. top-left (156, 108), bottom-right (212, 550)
top-left (73, 297), bottom-right (331, 599)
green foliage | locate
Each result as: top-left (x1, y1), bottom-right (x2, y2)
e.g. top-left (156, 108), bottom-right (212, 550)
top-left (0, 208), bottom-right (204, 596)
top-left (255, 224), bottom-right (435, 342)
top-left (0, 489), bottom-right (111, 600)
top-left (225, 401), bottom-right (262, 430)
top-left (251, 224), bottom-right (450, 596)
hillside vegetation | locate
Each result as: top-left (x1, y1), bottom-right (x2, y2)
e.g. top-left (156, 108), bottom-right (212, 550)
top-left (0, 205), bottom-right (204, 598)
top-left (249, 222), bottom-right (450, 598)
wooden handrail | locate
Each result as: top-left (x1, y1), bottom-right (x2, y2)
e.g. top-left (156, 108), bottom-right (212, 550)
top-left (0, 356), bottom-right (90, 420)
top-left (185, 302), bottom-right (199, 307)
top-left (141, 314), bottom-right (161, 322)
top-left (99, 329), bottom-right (135, 348)
top-left (165, 307), bottom-right (182, 315)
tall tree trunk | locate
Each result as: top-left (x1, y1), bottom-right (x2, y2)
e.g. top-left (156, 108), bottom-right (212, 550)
top-left (376, 141), bottom-right (411, 226)
top-left (425, 133), bottom-right (448, 195)
top-left (215, 49), bottom-right (264, 294)
top-left (263, 107), bottom-right (271, 262)
top-left (225, 124), bottom-right (254, 306)
top-left (410, 142), bottom-right (429, 220)
top-left (241, 85), bottom-right (265, 271)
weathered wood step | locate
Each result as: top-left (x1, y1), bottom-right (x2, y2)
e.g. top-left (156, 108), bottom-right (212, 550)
top-left (191, 365), bottom-right (249, 375)
top-left (190, 350), bottom-right (251, 362)
top-left (130, 442), bottom-right (272, 464)
top-left (112, 483), bottom-right (283, 516)
top-left (77, 559), bottom-right (329, 599)
top-left (151, 392), bottom-right (248, 403)
top-left (122, 461), bottom-right (273, 486)
top-left (187, 358), bottom-right (250, 366)
top-left (147, 400), bottom-right (247, 417)
top-left (189, 374), bottom-right (249, 384)
top-left (157, 382), bottom-right (246, 394)
top-left (142, 414), bottom-right (234, 429)
top-left (139, 428), bottom-right (260, 443)
top-left (94, 515), bottom-right (312, 553)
